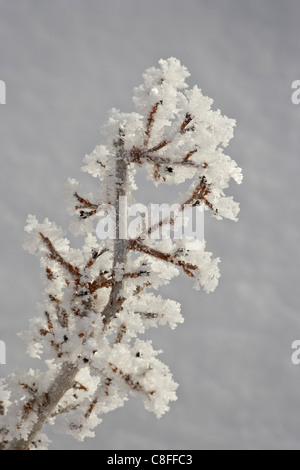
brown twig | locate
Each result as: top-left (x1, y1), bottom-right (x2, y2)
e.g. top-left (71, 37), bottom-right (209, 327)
top-left (135, 312), bottom-right (159, 319)
top-left (115, 323), bottom-right (127, 344)
top-left (84, 248), bottom-right (109, 270)
top-left (180, 113), bottom-right (193, 133)
top-left (88, 270), bottom-right (150, 295)
top-left (184, 149), bottom-right (198, 161)
top-left (74, 192), bottom-right (99, 219)
top-left (144, 101), bottom-right (163, 146)
top-left (147, 112), bottom-right (195, 153)
top-left (74, 192), bottom-right (99, 211)
top-left (141, 176), bottom-right (214, 240)
top-left (129, 240), bottom-right (198, 277)
top-left (108, 363), bottom-right (155, 396)
top-left (39, 233), bottom-right (80, 279)
top-left (131, 150), bottom-right (204, 169)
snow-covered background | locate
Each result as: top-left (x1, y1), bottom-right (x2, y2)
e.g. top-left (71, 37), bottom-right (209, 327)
top-left (0, 0), bottom-right (300, 450)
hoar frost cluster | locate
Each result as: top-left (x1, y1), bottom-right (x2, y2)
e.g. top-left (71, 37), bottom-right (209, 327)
top-left (0, 58), bottom-right (242, 450)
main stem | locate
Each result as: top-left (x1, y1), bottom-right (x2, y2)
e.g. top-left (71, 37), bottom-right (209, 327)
top-left (102, 145), bottom-right (129, 324)
top-left (6, 363), bottom-right (79, 450)
top-left (6, 148), bottom-right (129, 450)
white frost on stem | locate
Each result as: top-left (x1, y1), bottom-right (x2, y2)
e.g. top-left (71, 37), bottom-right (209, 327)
top-left (0, 58), bottom-right (242, 450)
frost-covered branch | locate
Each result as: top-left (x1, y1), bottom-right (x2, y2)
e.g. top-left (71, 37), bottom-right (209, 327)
top-left (0, 58), bottom-right (242, 450)
top-left (129, 240), bottom-right (199, 277)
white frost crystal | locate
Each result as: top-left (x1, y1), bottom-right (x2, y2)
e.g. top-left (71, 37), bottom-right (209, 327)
top-left (0, 58), bottom-right (242, 450)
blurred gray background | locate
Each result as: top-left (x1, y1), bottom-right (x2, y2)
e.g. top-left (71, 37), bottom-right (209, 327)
top-left (0, 0), bottom-right (300, 450)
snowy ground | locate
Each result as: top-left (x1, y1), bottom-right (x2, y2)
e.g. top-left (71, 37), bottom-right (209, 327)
top-left (0, 0), bottom-right (300, 450)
